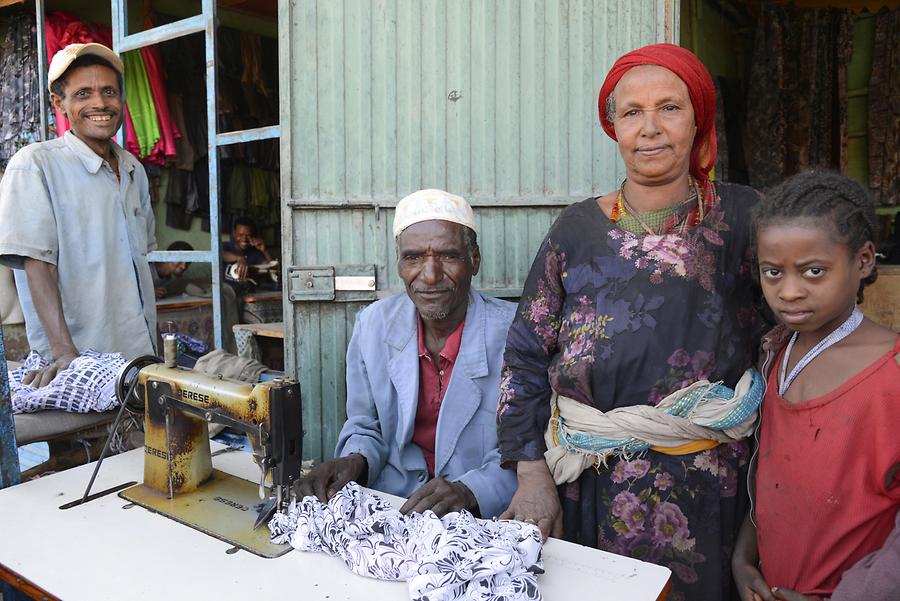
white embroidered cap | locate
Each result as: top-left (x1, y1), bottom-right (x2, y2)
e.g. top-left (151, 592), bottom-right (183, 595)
top-left (48, 43), bottom-right (125, 92)
top-left (392, 189), bottom-right (477, 238)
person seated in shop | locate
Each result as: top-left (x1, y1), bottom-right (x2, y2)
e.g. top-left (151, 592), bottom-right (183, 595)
top-left (222, 217), bottom-right (274, 280)
top-left (295, 189), bottom-right (517, 519)
top-left (152, 241), bottom-right (193, 299)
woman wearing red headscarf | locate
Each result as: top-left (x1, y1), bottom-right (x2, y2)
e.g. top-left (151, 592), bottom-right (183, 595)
top-left (496, 44), bottom-right (761, 600)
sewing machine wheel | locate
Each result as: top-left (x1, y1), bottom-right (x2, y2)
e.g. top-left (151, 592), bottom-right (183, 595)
top-left (115, 355), bottom-right (162, 410)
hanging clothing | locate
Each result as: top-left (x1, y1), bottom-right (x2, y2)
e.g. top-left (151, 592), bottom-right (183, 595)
top-left (0, 12), bottom-right (44, 168)
top-left (269, 483), bottom-right (543, 601)
top-left (124, 105), bottom-right (142, 157)
top-left (249, 167), bottom-right (272, 210)
top-left (746, 5), bottom-right (854, 189)
top-left (497, 183), bottom-right (762, 600)
top-left (168, 93), bottom-right (195, 171)
top-left (140, 45), bottom-right (180, 165)
top-left (122, 50), bottom-right (160, 159)
top-left (867, 7), bottom-right (900, 206)
top-left (9, 350), bottom-right (126, 413)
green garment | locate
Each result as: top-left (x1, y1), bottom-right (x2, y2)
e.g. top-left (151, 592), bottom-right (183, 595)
top-left (123, 51), bottom-right (160, 158)
top-left (249, 168), bottom-right (271, 209)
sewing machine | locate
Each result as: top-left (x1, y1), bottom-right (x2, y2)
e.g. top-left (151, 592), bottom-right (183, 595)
top-left (117, 356), bottom-right (302, 558)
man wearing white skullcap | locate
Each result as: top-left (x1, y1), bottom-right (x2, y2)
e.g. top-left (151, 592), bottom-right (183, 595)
top-left (297, 189), bottom-right (518, 519)
top-left (0, 42), bottom-right (157, 389)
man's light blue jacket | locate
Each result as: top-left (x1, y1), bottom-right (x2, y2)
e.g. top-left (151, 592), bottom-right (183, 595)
top-left (335, 289), bottom-right (518, 518)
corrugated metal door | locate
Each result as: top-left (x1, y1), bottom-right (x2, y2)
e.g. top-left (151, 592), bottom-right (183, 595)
top-left (279, 0), bottom-right (679, 461)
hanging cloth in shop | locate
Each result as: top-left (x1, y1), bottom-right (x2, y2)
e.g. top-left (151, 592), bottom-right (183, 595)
top-left (122, 50), bottom-right (161, 158)
top-left (168, 93), bottom-right (195, 170)
top-left (124, 105), bottom-right (142, 157)
top-left (249, 168), bottom-right (272, 210)
top-left (746, 5), bottom-right (854, 189)
top-left (867, 7), bottom-right (900, 206)
top-left (140, 45), bottom-right (180, 165)
top-left (0, 12), bottom-right (44, 168)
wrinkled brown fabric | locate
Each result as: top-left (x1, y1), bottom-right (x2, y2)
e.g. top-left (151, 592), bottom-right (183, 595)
top-left (746, 5), bottom-right (853, 190)
top-left (747, 6), bottom-right (786, 190)
top-left (868, 8), bottom-right (900, 206)
top-left (714, 77), bottom-right (729, 182)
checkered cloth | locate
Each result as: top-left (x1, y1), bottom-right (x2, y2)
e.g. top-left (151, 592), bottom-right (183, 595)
top-left (9, 350), bottom-right (126, 413)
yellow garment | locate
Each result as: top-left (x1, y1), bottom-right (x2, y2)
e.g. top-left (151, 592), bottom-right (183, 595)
top-left (651, 440), bottom-right (719, 455)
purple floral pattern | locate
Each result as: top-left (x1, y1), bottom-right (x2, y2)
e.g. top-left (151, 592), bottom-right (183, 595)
top-left (498, 184), bottom-right (762, 600)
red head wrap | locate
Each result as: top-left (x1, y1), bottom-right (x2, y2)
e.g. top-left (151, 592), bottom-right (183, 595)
top-left (598, 43), bottom-right (717, 182)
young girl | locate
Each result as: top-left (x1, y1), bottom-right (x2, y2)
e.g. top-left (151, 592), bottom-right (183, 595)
top-left (732, 171), bottom-right (900, 601)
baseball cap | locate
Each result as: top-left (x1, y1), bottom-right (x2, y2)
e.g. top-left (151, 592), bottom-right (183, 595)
top-left (47, 43), bottom-right (124, 92)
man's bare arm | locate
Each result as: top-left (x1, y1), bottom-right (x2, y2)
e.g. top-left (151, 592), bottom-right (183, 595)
top-left (22, 257), bottom-right (79, 387)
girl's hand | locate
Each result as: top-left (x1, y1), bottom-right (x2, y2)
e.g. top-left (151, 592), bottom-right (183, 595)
top-left (732, 559), bottom-right (775, 601)
top-left (771, 588), bottom-right (816, 601)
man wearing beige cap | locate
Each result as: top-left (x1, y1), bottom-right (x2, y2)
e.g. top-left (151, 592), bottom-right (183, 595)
top-left (0, 43), bottom-right (157, 386)
top-left (297, 189), bottom-right (518, 518)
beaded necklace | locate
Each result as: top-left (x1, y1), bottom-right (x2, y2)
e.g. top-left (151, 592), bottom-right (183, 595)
top-left (610, 176), bottom-right (705, 236)
top-left (778, 307), bottom-right (864, 397)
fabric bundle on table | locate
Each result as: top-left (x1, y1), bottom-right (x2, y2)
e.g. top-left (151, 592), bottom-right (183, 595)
top-left (269, 483), bottom-right (544, 601)
top-left (9, 350), bottom-right (125, 413)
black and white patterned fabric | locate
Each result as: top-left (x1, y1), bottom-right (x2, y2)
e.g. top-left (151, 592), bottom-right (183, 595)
top-left (9, 350), bottom-right (125, 413)
top-left (269, 483), bottom-right (543, 601)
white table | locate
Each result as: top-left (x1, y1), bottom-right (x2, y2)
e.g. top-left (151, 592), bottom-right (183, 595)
top-left (0, 444), bottom-right (671, 600)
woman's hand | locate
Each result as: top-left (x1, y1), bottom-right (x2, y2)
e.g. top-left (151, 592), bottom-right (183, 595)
top-left (499, 459), bottom-right (562, 542)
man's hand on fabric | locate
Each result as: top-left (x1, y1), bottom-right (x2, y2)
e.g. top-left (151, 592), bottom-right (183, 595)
top-left (499, 459), bottom-right (562, 542)
top-left (399, 477), bottom-right (477, 517)
top-left (295, 453), bottom-right (367, 502)
top-left (23, 350), bottom-right (78, 388)
top-left (771, 588), bottom-right (815, 601)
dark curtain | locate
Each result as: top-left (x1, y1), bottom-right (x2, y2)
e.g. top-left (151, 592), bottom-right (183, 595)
top-left (746, 4), bottom-right (854, 191)
top-left (868, 7), bottom-right (900, 206)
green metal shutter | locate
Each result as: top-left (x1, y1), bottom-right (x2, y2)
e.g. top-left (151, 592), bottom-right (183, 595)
top-left (279, 0), bottom-right (679, 461)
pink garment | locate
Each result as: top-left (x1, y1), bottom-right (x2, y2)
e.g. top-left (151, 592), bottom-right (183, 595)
top-left (140, 45), bottom-right (180, 165)
top-left (124, 106), bottom-right (141, 157)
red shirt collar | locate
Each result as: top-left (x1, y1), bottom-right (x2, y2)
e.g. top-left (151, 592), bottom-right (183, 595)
top-left (417, 315), bottom-right (465, 362)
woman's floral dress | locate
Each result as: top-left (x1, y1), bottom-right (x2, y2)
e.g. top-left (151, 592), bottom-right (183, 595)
top-left (498, 183), bottom-right (761, 601)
